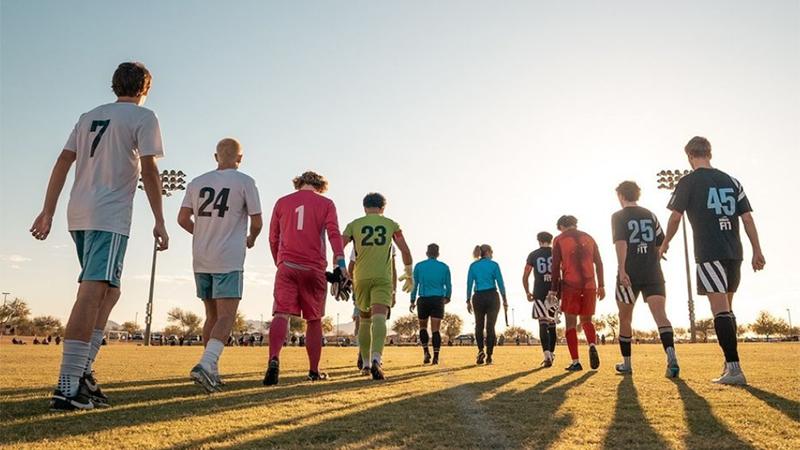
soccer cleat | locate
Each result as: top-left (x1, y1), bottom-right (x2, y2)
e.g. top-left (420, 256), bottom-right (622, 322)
top-left (615, 363), bottom-right (633, 375)
top-left (357, 353), bottom-right (364, 370)
top-left (360, 367), bottom-right (372, 377)
top-left (665, 360), bottom-right (680, 379)
top-left (541, 358), bottom-right (553, 368)
top-left (81, 372), bottom-right (109, 407)
top-left (713, 367), bottom-right (747, 386)
top-left (370, 360), bottom-right (385, 380)
top-left (190, 364), bottom-right (220, 393)
top-left (589, 346), bottom-right (600, 370)
top-left (432, 355), bottom-right (439, 366)
top-left (50, 388), bottom-right (94, 411)
top-left (476, 351), bottom-right (486, 365)
top-left (263, 358), bottom-right (280, 386)
top-left (486, 355), bottom-right (494, 365)
top-left (565, 362), bottom-right (584, 371)
top-left (308, 371), bottom-right (329, 381)
top-left (423, 352), bottom-right (432, 365)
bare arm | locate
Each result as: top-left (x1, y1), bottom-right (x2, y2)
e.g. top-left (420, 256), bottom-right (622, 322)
top-left (522, 265), bottom-right (533, 300)
top-left (177, 207), bottom-right (194, 234)
top-left (247, 214), bottom-right (263, 249)
top-left (393, 235), bottom-right (413, 267)
top-left (659, 210), bottom-right (683, 260)
top-left (140, 156), bottom-right (168, 251)
top-left (30, 150), bottom-right (76, 240)
top-left (593, 242), bottom-right (605, 300)
top-left (614, 240), bottom-right (630, 287)
top-left (740, 212), bottom-right (765, 271)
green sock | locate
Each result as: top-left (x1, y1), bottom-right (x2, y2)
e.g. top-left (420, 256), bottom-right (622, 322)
top-left (371, 314), bottom-right (388, 359)
top-left (359, 318), bottom-right (372, 366)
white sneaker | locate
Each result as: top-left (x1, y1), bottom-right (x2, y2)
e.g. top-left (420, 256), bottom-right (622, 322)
top-left (712, 367), bottom-right (747, 386)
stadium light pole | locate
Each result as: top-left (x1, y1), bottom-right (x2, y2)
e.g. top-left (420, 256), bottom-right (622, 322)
top-left (787, 309), bottom-right (793, 335)
top-left (139, 169), bottom-right (187, 346)
top-left (2, 292), bottom-right (9, 309)
top-left (656, 169), bottom-right (697, 343)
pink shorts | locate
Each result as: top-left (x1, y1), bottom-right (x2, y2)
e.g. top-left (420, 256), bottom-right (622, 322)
top-left (273, 264), bottom-right (327, 321)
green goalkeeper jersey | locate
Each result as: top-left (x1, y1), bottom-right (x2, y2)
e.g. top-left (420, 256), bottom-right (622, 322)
top-left (343, 213), bottom-right (401, 282)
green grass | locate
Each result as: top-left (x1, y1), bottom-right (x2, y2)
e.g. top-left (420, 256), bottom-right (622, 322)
top-left (1, 343), bottom-right (798, 450)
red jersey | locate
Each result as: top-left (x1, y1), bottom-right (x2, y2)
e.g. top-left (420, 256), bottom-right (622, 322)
top-left (269, 190), bottom-right (345, 271)
top-left (551, 228), bottom-right (604, 291)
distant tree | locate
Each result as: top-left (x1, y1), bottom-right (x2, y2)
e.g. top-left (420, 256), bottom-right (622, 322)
top-left (695, 318), bottom-right (715, 342)
top-left (0, 298), bottom-right (31, 328)
top-left (441, 313), bottom-right (463, 341)
top-left (646, 329), bottom-right (660, 341)
top-left (503, 326), bottom-right (529, 341)
top-left (321, 316), bottom-right (335, 335)
top-left (592, 317), bottom-right (606, 336)
top-left (121, 321), bottom-right (141, 335)
top-left (232, 311), bottom-right (248, 336)
top-left (673, 327), bottom-right (688, 340)
top-left (289, 315), bottom-right (306, 334)
top-left (163, 325), bottom-right (182, 337)
top-left (749, 311), bottom-right (783, 340)
top-left (31, 315), bottom-right (62, 335)
top-left (736, 323), bottom-right (749, 336)
top-left (601, 313), bottom-right (619, 341)
top-left (167, 307), bottom-right (203, 337)
top-left (391, 314), bottom-right (420, 339)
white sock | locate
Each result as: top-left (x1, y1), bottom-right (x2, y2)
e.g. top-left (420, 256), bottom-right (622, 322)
top-left (572, 359), bottom-right (580, 364)
top-left (666, 347), bottom-right (677, 363)
top-left (589, 343), bottom-right (596, 349)
top-left (544, 350), bottom-right (552, 360)
top-left (371, 351), bottom-right (382, 366)
top-left (84, 329), bottom-right (104, 375)
top-left (59, 340), bottom-right (91, 396)
top-left (199, 339), bottom-right (224, 373)
top-left (623, 356), bottom-right (631, 368)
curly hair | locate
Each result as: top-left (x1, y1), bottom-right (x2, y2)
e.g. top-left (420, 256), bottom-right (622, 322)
top-left (536, 232), bottom-right (553, 244)
top-left (362, 192), bottom-right (387, 209)
top-left (292, 171), bottom-right (328, 193)
top-left (615, 181), bottom-right (641, 202)
top-left (112, 62), bottom-right (151, 97)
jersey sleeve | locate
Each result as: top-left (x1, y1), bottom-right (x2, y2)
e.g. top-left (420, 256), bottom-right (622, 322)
top-left (466, 265), bottom-right (475, 301)
top-left (244, 179), bottom-right (262, 216)
top-left (325, 201), bottom-right (345, 260)
top-left (268, 200), bottom-right (282, 264)
top-left (180, 182), bottom-right (194, 210)
top-left (732, 177), bottom-right (753, 215)
top-left (63, 120), bottom-right (79, 152)
top-left (550, 237), bottom-right (562, 289)
top-left (526, 251), bottom-right (536, 267)
top-left (611, 212), bottom-right (627, 243)
top-left (667, 177), bottom-right (691, 213)
top-left (652, 212), bottom-right (665, 247)
top-left (444, 265), bottom-right (452, 299)
top-left (136, 112), bottom-right (165, 158)
top-left (592, 237), bottom-right (605, 287)
top-left (411, 264), bottom-right (420, 302)
top-left (391, 219), bottom-right (402, 239)
top-left (495, 262), bottom-right (506, 297)
top-left (342, 221), bottom-right (354, 240)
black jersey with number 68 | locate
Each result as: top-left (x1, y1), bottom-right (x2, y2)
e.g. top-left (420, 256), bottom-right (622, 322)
top-left (526, 247), bottom-right (553, 300)
top-left (667, 168), bottom-right (752, 263)
top-left (611, 206), bottom-right (665, 285)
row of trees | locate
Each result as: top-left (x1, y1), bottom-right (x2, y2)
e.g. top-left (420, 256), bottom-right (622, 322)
top-left (0, 298), bottom-right (64, 336)
top-left (391, 313), bottom-right (464, 341)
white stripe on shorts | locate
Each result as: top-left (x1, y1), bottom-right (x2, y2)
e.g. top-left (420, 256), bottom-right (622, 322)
top-left (698, 262), bottom-right (726, 293)
top-left (616, 284), bottom-right (635, 304)
top-left (532, 299), bottom-right (547, 319)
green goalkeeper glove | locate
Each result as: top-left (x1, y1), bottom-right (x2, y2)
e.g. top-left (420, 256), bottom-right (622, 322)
top-left (398, 264), bottom-right (413, 293)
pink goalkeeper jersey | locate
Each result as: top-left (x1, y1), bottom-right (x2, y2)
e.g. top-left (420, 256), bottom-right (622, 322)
top-left (269, 189), bottom-right (345, 271)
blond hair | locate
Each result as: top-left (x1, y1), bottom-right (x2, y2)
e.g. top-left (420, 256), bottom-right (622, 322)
top-left (473, 244), bottom-right (492, 260)
top-left (216, 138), bottom-right (242, 163)
top-left (293, 171), bottom-right (328, 193)
top-left (685, 136), bottom-right (712, 158)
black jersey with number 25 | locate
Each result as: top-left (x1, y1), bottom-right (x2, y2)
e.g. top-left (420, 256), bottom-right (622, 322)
top-left (667, 168), bottom-right (752, 263)
top-left (526, 247), bottom-right (553, 300)
top-left (611, 206), bottom-right (665, 285)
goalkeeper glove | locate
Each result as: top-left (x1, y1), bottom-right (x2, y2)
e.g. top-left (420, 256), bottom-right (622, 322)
top-left (398, 264), bottom-right (413, 293)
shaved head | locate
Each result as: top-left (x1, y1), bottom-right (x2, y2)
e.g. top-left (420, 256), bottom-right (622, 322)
top-left (216, 138), bottom-right (242, 163)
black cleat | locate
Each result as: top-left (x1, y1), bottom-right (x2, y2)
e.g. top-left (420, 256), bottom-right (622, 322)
top-left (308, 371), bottom-right (329, 381)
top-left (357, 353), bottom-right (363, 370)
top-left (81, 372), bottom-right (109, 407)
top-left (50, 388), bottom-right (94, 411)
top-left (486, 355), bottom-right (494, 365)
top-left (370, 359), bottom-right (385, 380)
top-left (423, 352), bottom-right (432, 365)
top-left (565, 362), bottom-right (584, 371)
top-left (589, 346), bottom-right (600, 370)
top-left (432, 355), bottom-right (439, 366)
top-left (541, 358), bottom-right (553, 368)
top-left (476, 351), bottom-right (486, 365)
top-left (263, 358), bottom-right (280, 386)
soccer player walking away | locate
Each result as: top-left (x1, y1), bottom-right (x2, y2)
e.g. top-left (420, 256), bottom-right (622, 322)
top-left (467, 245), bottom-right (507, 366)
top-left (660, 137), bottom-right (765, 385)
top-left (549, 215), bottom-right (605, 371)
top-left (410, 244), bottom-right (452, 365)
top-left (30, 62), bottom-right (168, 410)
top-left (611, 181), bottom-right (679, 378)
top-left (264, 171), bottom-right (347, 386)
top-left (523, 232), bottom-right (558, 367)
top-left (343, 193), bottom-right (413, 380)
top-left (178, 138), bottom-right (262, 393)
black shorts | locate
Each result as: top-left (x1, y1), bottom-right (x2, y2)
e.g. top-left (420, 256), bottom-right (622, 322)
top-left (615, 282), bottom-right (666, 304)
top-left (696, 260), bottom-right (741, 295)
top-left (417, 296), bottom-right (445, 320)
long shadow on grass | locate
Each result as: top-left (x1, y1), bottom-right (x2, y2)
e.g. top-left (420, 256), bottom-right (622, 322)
top-left (675, 379), bottom-right (756, 450)
top-left (742, 385), bottom-right (800, 423)
top-left (0, 364), bottom-right (475, 445)
top-left (173, 370), bottom-right (596, 450)
top-left (601, 376), bottom-right (671, 450)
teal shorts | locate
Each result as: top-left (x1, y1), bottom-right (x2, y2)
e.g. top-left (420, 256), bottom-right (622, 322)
top-left (195, 271), bottom-right (244, 299)
top-left (71, 230), bottom-right (128, 288)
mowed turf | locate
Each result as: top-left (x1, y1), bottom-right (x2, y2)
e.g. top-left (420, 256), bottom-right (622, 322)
top-left (1, 343), bottom-right (798, 450)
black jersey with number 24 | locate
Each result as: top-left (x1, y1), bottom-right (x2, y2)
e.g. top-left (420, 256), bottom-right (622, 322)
top-left (611, 206), bottom-right (665, 285)
top-left (667, 168), bottom-right (752, 263)
top-left (526, 247), bottom-right (553, 299)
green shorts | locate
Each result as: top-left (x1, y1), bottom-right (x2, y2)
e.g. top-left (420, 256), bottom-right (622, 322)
top-left (195, 271), bottom-right (244, 299)
top-left (354, 277), bottom-right (393, 312)
top-left (71, 230), bottom-right (128, 288)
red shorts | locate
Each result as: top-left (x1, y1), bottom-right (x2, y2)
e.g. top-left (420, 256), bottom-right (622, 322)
top-left (273, 264), bottom-right (327, 321)
top-left (561, 288), bottom-right (597, 316)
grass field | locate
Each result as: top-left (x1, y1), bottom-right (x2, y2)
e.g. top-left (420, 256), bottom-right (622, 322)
top-left (1, 342), bottom-right (798, 450)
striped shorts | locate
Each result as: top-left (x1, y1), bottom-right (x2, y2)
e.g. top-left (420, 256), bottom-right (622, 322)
top-left (71, 230), bottom-right (128, 288)
top-left (696, 260), bottom-right (741, 295)
top-left (615, 283), bottom-right (666, 304)
top-left (532, 297), bottom-right (559, 321)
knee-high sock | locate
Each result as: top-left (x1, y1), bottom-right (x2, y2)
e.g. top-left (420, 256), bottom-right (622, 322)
top-left (305, 319), bottom-right (323, 373)
top-left (432, 331), bottom-right (441, 356)
top-left (84, 329), bottom-right (104, 375)
top-left (566, 328), bottom-right (579, 360)
top-left (714, 311), bottom-right (739, 363)
top-left (371, 314), bottom-right (388, 360)
top-left (268, 316), bottom-right (289, 361)
top-left (619, 334), bottom-right (632, 368)
top-left (548, 325), bottom-right (557, 353)
top-left (359, 318), bottom-right (372, 366)
top-left (419, 328), bottom-right (430, 353)
top-left (582, 321), bottom-right (597, 346)
top-left (539, 322), bottom-right (550, 353)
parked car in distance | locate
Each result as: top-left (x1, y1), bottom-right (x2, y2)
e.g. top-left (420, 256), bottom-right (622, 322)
top-left (132, 333), bottom-right (144, 340)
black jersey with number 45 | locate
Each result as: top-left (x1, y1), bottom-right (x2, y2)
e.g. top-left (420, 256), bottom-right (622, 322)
top-left (667, 168), bottom-right (752, 263)
top-left (611, 206), bottom-right (665, 285)
top-left (526, 247), bottom-right (553, 300)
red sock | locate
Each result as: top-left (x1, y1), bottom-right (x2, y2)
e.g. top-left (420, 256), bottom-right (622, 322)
top-left (269, 316), bottom-right (288, 361)
top-left (582, 322), bottom-right (597, 345)
top-left (566, 328), bottom-right (579, 360)
top-left (305, 319), bottom-right (322, 373)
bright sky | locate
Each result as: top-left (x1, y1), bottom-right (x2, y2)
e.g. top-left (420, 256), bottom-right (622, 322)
top-left (1, 1), bottom-right (798, 335)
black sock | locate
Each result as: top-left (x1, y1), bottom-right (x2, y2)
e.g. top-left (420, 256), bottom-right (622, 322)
top-left (420, 329), bottom-right (430, 354)
top-left (714, 311), bottom-right (739, 363)
top-left (432, 331), bottom-right (441, 356)
top-left (658, 326), bottom-right (675, 352)
top-left (548, 325), bottom-right (557, 353)
top-left (539, 323), bottom-right (550, 353)
top-left (619, 335), bottom-right (632, 357)
top-left (731, 312), bottom-right (738, 336)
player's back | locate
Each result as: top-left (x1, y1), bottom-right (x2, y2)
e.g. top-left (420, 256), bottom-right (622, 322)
top-left (527, 247), bottom-right (553, 298)
top-left (553, 228), bottom-right (598, 290)
top-left (612, 206), bottom-right (664, 284)
top-left (66, 102), bottom-right (163, 235)
top-left (345, 214), bottom-right (400, 282)
top-left (271, 190), bottom-right (339, 271)
top-left (184, 169), bottom-right (260, 273)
